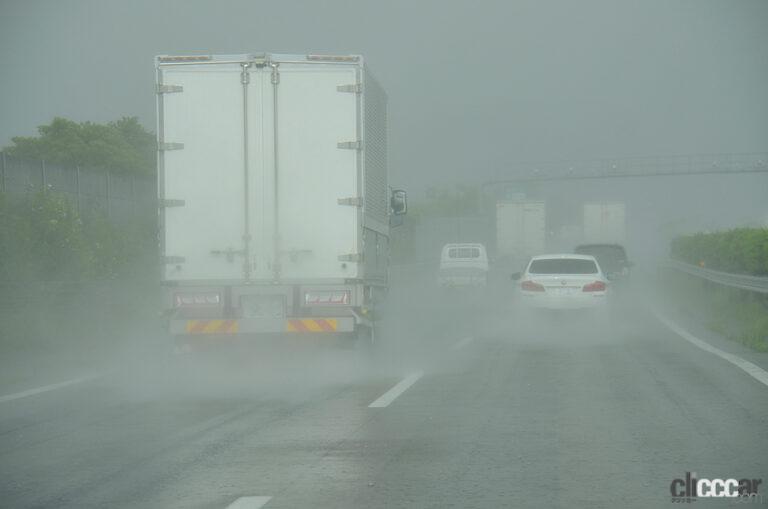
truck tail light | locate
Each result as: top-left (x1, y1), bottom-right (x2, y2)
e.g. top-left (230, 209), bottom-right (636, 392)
top-left (174, 292), bottom-right (221, 307)
top-left (158, 55), bottom-right (212, 63)
top-left (306, 54), bottom-right (359, 62)
top-left (582, 281), bottom-right (606, 292)
top-left (304, 290), bottom-right (350, 306)
top-left (521, 280), bottom-right (545, 292)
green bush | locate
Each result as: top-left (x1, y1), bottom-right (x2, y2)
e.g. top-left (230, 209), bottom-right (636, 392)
top-left (0, 191), bottom-right (156, 281)
top-left (4, 117), bottom-right (156, 176)
top-left (662, 269), bottom-right (768, 352)
top-left (671, 228), bottom-right (768, 275)
top-left (0, 192), bottom-right (89, 280)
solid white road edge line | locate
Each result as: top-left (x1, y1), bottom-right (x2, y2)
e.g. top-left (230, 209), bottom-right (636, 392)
top-left (450, 336), bottom-right (475, 350)
top-left (368, 371), bottom-right (424, 408)
top-left (0, 373), bottom-right (104, 404)
top-left (225, 496), bottom-right (272, 509)
top-left (654, 310), bottom-right (768, 388)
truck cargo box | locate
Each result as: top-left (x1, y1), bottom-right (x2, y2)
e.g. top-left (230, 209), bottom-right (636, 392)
top-left (156, 53), bottom-right (389, 285)
top-left (155, 53), bottom-right (400, 338)
top-left (496, 201), bottom-right (546, 262)
top-left (583, 202), bottom-right (626, 244)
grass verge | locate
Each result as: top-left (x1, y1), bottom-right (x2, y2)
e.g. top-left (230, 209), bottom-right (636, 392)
top-left (659, 268), bottom-right (768, 352)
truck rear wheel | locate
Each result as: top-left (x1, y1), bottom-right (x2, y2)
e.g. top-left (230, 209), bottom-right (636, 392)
top-left (358, 323), bottom-right (375, 345)
top-left (352, 323), bottom-right (378, 356)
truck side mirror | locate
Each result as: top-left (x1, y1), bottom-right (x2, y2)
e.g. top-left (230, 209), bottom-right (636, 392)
top-left (391, 189), bottom-right (407, 216)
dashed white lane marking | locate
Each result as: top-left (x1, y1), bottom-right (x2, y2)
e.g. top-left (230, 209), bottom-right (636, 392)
top-left (654, 311), bottom-right (768, 388)
top-left (450, 336), bottom-right (475, 350)
top-left (225, 496), bottom-right (272, 509)
top-left (368, 371), bottom-right (424, 408)
top-left (0, 373), bottom-right (104, 404)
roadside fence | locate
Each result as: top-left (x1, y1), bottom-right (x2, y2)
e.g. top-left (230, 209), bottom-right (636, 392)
top-left (0, 152), bottom-right (155, 223)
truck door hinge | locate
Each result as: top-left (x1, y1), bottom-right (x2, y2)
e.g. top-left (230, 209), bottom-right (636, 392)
top-left (159, 199), bottom-right (185, 208)
top-left (156, 84), bottom-right (183, 94)
top-left (338, 197), bottom-right (363, 207)
top-left (162, 255), bottom-right (186, 264)
top-left (337, 83), bottom-right (362, 94)
top-left (338, 253), bottom-right (364, 263)
top-left (337, 140), bottom-right (362, 150)
top-left (159, 142), bottom-right (184, 151)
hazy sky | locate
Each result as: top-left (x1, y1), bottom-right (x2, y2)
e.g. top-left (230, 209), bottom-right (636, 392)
top-left (1, 0), bottom-right (767, 190)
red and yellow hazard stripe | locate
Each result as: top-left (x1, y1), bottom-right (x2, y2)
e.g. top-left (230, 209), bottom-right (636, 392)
top-left (286, 318), bottom-right (338, 333)
top-left (185, 319), bottom-right (239, 334)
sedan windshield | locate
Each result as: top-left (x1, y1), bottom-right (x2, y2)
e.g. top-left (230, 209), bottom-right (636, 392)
top-left (529, 258), bottom-right (599, 274)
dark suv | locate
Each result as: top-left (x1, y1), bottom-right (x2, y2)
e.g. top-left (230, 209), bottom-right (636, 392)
top-left (574, 244), bottom-right (632, 282)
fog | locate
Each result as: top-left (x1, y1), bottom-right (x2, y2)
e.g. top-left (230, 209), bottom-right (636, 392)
top-left (1, 1), bottom-right (767, 508)
top-left (2, 0), bottom-right (768, 190)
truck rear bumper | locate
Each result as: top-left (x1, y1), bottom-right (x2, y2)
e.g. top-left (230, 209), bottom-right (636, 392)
top-left (169, 316), bottom-right (356, 335)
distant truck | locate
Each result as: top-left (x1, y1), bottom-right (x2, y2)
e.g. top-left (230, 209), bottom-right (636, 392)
top-left (495, 201), bottom-right (546, 265)
top-left (583, 202), bottom-right (626, 243)
top-left (438, 243), bottom-right (489, 287)
top-left (155, 53), bottom-right (406, 344)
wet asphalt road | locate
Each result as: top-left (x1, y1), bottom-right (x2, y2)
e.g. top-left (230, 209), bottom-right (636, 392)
top-left (1, 272), bottom-right (767, 508)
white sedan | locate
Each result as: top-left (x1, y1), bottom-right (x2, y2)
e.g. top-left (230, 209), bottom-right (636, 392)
top-left (513, 254), bottom-right (608, 310)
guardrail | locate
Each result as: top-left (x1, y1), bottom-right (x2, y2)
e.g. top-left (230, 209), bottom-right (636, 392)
top-left (665, 259), bottom-right (768, 294)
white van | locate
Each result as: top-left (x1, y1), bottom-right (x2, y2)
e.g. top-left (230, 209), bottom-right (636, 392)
top-left (438, 243), bottom-right (489, 287)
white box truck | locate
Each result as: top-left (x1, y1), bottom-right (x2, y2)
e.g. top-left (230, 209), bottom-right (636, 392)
top-left (155, 53), bottom-right (406, 342)
top-left (582, 202), bottom-right (626, 243)
top-left (495, 201), bottom-right (546, 263)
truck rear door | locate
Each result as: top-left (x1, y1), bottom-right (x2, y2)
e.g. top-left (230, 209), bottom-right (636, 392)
top-left (268, 62), bottom-right (361, 281)
top-left (523, 202), bottom-right (546, 254)
top-left (158, 62), bottom-right (248, 281)
top-left (583, 202), bottom-right (626, 243)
